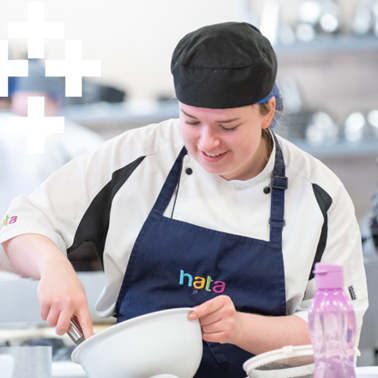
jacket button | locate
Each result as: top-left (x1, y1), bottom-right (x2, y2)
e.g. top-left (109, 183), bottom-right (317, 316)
top-left (263, 187), bottom-right (270, 194)
top-left (186, 168), bottom-right (193, 175)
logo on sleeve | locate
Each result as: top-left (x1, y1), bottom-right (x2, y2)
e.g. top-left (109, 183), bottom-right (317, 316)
top-left (1, 215), bottom-right (18, 230)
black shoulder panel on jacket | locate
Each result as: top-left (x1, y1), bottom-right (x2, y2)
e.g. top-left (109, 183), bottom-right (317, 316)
top-left (308, 183), bottom-right (333, 280)
top-left (67, 156), bottom-right (146, 269)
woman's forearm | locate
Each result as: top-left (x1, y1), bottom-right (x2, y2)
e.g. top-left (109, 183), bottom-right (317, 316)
top-left (191, 295), bottom-right (311, 355)
top-left (234, 312), bottom-right (311, 355)
top-left (1, 234), bottom-right (70, 279)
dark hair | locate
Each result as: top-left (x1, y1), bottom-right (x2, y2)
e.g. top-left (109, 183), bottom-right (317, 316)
top-left (258, 102), bottom-right (274, 157)
top-left (259, 102), bottom-right (271, 116)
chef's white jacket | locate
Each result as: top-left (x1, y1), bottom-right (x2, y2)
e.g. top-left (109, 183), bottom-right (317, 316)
top-left (0, 118), bottom-right (368, 343)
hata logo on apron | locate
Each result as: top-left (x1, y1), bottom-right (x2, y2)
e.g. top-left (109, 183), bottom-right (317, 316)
top-left (179, 270), bottom-right (226, 293)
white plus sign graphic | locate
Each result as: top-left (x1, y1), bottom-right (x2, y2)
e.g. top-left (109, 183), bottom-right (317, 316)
top-left (45, 40), bottom-right (101, 97)
top-left (8, 97), bottom-right (65, 154)
top-left (0, 41), bottom-right (28, 96)
top-left (8, 2), bottom-right (64, 59)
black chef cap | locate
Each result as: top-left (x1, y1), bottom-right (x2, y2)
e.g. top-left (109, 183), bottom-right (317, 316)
top-left (171, 22), bottom-right (277, 109)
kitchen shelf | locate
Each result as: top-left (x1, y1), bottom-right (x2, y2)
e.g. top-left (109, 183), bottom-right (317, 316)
top-left (292, 138), bottom-right (378, 159)
top-left (275, 35), bottom-right (378, 56)
top-left (61, 100), bottom-right (179, 128)
top-left (62, 101), bottom-right (378, 161)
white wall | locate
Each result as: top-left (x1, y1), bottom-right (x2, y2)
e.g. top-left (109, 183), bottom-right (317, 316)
top-left (1, 0), bottom-right (240, 101)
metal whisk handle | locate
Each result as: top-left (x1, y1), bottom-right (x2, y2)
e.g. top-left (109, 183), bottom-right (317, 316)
top-left (67, 316), bottom-right (85, 345)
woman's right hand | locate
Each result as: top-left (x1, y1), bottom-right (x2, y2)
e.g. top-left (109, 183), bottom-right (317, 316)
top-left (38, 254), bottom-right (93, 339)
top-left (2, 234), bottom-right (94, 339)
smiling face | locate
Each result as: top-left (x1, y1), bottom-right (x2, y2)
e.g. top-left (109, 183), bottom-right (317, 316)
top-left (179, 98), bottom-right (276, 181)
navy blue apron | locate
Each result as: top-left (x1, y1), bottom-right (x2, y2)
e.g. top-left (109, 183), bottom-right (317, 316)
top-left (115, 133), bottom-right (288, 378)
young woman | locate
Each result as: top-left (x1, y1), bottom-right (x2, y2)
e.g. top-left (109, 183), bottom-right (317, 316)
top-left (0, 22), bottom-right (368, 378)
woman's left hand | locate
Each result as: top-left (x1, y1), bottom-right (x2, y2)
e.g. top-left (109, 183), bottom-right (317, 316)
top-left (188, 295), bottom-right (242, 345)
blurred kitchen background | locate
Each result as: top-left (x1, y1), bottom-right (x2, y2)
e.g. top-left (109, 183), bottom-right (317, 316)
top-left (1, 0), bottom-right (378, 375)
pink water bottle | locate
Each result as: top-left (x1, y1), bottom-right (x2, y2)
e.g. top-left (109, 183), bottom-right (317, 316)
top-left (308, 263), bottom-right (357, 378)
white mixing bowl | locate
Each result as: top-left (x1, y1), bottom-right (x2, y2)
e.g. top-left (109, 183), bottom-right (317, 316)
top-left (71, 308), bottom-right (203, 378)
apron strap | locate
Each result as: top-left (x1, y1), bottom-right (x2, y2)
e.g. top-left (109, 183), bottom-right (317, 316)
top-left (269, 132), bottom-right (287, 247)
top-left (152, 146), bottom-right (188, 216)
